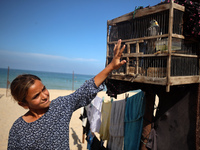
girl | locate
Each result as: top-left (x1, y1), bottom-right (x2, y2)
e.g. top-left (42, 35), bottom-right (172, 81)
top-left (8, 39), bottom-right (126, 150)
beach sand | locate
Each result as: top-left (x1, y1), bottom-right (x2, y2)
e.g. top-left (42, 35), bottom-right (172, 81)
top-left (0, 88), bottom-right (136, 150)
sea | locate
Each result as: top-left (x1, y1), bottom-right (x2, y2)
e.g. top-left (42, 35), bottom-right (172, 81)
top-left (0, 68), bottom-right (95, 91)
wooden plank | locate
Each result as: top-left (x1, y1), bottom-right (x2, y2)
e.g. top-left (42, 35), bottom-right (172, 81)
top-left (107, 3), bottom-right (184, 25)
top-left (107, 3), bottom-right (171, 25)
top-left (125, 40), bottom-right (144, 45)
top-left (108, 75), bottom-right (167, 85)
top-left (170, 76), bottom-right (200, 85)
top-left (123, 53), bottom-right (198, 58)
top-left (173, 2), bottom-right (185, 12)
top-left (172, 53), bottom-right (198, 58)
top-left (111, 53), bottom-right (199, 58)
top-left (107, 33), bottom-right (184, 45)
top-left (108, 75), bottom-right (200, 86)
top-left (107, 34), bottom-right (169, 44)
top-left (172, 33), bottom-right (185, 39)
top-left (135, 3), bottom-right (170, 18)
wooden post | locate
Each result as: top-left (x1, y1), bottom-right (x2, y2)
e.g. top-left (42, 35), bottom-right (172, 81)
top-left (166, 0), bottom-right (174, 92)
top-left (197, 42), bottom-right (200, 150)
top-left (6, 66), bottom-right (10, 97)
top-left (126, 44), bottom-right (130, 74)
top-left (199, 42), bottom-right (200, 78)
top-left (72, 71), bottom-right (74, 91)
top-left (106, 21), bottom-right (110, 66)
top-left (136, 41), bottom-right (139, 74)
top-left (197, 83), bottom-right (200, 150)
top-left (141, 92), bottom-right (155, 150)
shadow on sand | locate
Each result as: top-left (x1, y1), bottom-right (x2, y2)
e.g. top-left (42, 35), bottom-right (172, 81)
top-left (0, 94), bottom-right (4, 99)
top-left (71, 127), bottom-right (83, 150)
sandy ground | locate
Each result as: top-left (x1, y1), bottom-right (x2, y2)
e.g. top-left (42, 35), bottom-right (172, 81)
top-left (0, 88), bottom-right (136, 150)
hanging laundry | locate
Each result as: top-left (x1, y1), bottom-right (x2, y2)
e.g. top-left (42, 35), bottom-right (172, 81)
top-left (86, 130), bottom-right (107, 150)
top-left (86, 130), bottom-right (95, 150)
top-left (146, 123), bottom-right (157, 150)
top-left (86, 96), bottom-right (103, 133)
top-left (108, 99), bottom-right (126, 150)
top-left (124, 90), bottom-right (146, 150)
top-left (90, 136), bottom-right (107, 150)
top-left (79, 107), bottom-right (90, 143)
top-left (99, 100), bottom-right (112, 141)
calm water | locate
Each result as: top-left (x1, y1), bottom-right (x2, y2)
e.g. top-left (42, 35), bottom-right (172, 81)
top-left (0, 68), bottom-right (94, 90)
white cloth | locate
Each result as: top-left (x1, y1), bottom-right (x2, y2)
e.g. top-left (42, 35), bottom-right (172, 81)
top-left (86, 96), bottom-right (102, 132)
top-left (80, 107), bottom-right (87, 127)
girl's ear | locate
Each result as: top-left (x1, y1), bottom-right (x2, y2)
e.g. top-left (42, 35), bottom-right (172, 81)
top-left (18, 102), bottom-right (29, 109)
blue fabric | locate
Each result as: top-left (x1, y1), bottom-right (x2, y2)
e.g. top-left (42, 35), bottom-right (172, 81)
top-left (86, 130), bottom-right (94, 150)
top-left (124, 90), bottom-right (146, 150)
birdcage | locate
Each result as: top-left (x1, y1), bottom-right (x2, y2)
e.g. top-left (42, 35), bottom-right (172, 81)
top-left (106, 0), bottom-right (200, 92)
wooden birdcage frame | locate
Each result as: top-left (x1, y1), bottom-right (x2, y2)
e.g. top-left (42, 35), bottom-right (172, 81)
top-left (106, 0), bottom-right (200, 92)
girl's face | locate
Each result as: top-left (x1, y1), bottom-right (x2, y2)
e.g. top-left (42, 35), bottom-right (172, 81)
top-left (25, 80), bottom-right (50, 110)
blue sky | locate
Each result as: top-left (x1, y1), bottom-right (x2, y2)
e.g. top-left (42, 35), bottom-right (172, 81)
top-left (0, 0), bottom-right (161, 75)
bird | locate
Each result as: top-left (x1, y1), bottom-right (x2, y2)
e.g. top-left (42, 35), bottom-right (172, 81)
top-left (148, 20), bottom-right (159, 36)
top-left (146, 19), bottom-right (160, 54)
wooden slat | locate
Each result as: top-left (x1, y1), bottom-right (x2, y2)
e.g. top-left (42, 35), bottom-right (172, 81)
top-left (134, 3), bottom-right (170, 18)
top-left (172, 33), bottom-right (185, 39)
top-left (108, 75), bottom-right (200, 86)
top-left (173, 2), bottom-right (185, 12)
top-left (170, 76), bottom-right (200, 85)
top-left (107, 3), bottom-right (184, 25)
top-left (109, 53), bottom-right (198, 58)
top-left (125, 40), bottom-right (144, 45)
top-left (107, 4), bottom-right (170, 25)
top-left (107, 34), bottom-right (168, 44)
top-left (107, 33), bottom-right (184, 45)
top-left (172, 53), bottom-right (198, 58)
top-left (108, 75), bottom-right (167, 85)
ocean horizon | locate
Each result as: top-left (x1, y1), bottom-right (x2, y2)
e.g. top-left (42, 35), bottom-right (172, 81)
top-left (0, 68), bottom-right (95, 90)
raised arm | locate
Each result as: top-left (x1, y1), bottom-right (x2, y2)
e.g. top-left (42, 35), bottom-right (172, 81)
top-left (94, 39), bottom-right (126, 87)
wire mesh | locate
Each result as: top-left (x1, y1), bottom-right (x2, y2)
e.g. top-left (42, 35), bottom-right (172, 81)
top-left (107, 5), bottom-right (199, 79)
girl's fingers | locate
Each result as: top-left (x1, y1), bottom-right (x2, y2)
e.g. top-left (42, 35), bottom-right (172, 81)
top-left (117, 39), bottom-right (122, 50)
top-left (114, 39), bottom-right (122, 56)
top-left (118, 45), bottom-right (125, 57)
top-left (113, 44), bottom-right (117, 55)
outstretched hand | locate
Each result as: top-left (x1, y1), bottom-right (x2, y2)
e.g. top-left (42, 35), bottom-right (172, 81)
top-left (94, 39), bottom-right (126, 87)
top-left (109, 39), bottom-right (126, 70)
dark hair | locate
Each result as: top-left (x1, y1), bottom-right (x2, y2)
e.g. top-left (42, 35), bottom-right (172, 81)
top-left (10, 74), bottom-right (41, 103)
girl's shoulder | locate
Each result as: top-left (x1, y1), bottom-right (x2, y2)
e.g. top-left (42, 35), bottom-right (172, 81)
top-left (10, 116), bottom-right (25, 132)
